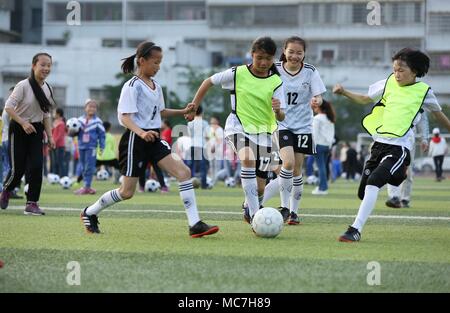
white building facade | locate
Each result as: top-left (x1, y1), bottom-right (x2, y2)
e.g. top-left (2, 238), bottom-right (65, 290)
top-left (0, 0), bottom-right (449, 110)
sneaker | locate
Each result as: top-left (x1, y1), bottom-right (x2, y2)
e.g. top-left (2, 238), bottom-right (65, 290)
top-left (338, 226), bottom-right (361, 242)
top-left (401, 200), bottom-right (410, 208)
top-left (288, 212), bottom-right (301, 225)
top-left (24, 202), bottom-right (45, 216)
top-left (87, 187), bottom-right (96, 195)
top-left (278, 207), bottom-right (290, 223)
top-left (385, 196), bottom-right (401, 208)
top-left (74, 187), bottom-right (90, 195)
top-left (311, 187), bottom-right (328, 195)
top-left (80, 208), bottom-right (100, 234)
top-left (189, 220), bottom-right (219, 238)
top-left (0, 190), bottom-right (11, 209)
top-left (242, 202), bottom-right (251, 224)
top-left (160, 186), bottom-right (169, 194)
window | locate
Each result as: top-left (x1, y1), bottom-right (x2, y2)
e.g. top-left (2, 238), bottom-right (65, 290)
top-left (46, 3), bottom-right (67, 21)
top-left (128, 2), bottom-right (165, 21)
top-left (46, 39), bottom-right (66, 46)
top-left (47, 2), bottom-right (122, 22)
top-left (254, 6), bottom-right (297, 27)
top-left (429, 53), bottom-right (450, 72)
top-left (127, 39), bottom-right (146, 48)
top-left (388, 40), bottom-right (421, 58)
top-left (168, 2), bottom-right (205, 20)
top-left (102, 39), bottom-right (122, 48)
top-left (31, 8), bottom-right (42, 28)
top-left (338, 41), bottom-right (384, 64)
top-left (82, 2), bottom-right (122, 21)
top-left (184, 38), bottom-right (206, 49)
top-left (209, 6), bottom-right (253, 28)
top-left (429, 13), bottom-right (450, 34)
top-left (352, 3), bottom-right (366, 24)
top-left (89, 88), bottom-right (109, 104)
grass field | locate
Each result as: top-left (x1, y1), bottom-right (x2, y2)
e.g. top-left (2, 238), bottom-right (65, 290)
top-left (0, 176), bottom-right (449, 293)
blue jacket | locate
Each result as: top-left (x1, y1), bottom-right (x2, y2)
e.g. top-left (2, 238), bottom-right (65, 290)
top-left (77, 114), bottom-right (105, 150)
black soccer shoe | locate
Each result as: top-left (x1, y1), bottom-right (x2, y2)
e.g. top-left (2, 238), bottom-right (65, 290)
top-left (338, 226), bottom-right (361, 243)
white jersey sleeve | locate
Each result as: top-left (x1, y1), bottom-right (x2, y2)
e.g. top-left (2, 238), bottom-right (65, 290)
top-left (157, 83), bottom-right (166, 112)
top-left (210, 68), bottom-right (235, 90)
top-left (422, 89), bottom-right (441, 112)
top-left (118, 84), bottom-right (138, 115)
top-left (310, 69), bottom-right (327, 96)
top-left (274, 84), bottom-right (287, 110)
top-left (367, 79), bottom-right (386, 103)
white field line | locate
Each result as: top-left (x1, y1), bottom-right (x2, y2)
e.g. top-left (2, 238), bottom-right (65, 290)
top-left (7, 206), bottom-right (450, 221)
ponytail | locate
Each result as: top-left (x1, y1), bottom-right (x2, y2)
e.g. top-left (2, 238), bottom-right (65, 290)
top-left (121, 54), bottom-right (136, 74)
top-left (121, 41), bottom-right (162, 74)
top-left (29, 53), bottom-right (54, 113)
top-left (321, 100), bottom-right (336, 124)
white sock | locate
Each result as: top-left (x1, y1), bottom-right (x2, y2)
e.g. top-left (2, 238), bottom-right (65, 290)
top-left (279, 167), bottom-right (293, 208)
top-left (179, 180), bottom-right (200, 227)
top-left (351, 185), bottom-right (380, 232)
top-left (262, 178), bottom-right (279, 205)
top-left (241, 167), bottom-right (259, 217)
top-left (290, 175), bottom-right (304, 214)
top-left (85, 188), bottom-right (123, 216)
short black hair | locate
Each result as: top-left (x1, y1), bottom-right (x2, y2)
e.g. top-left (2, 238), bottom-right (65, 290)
top-left (392, 48), bottom-right (430, 78)
top-left (56, 108), bottom-right (64, 117)
top-left (196, 105), bottom-right (203, 116)
top-left (103, 121), bottom-right (111, 131)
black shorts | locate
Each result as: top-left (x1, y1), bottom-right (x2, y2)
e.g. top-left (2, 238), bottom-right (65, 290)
top-left (365, 142), bottom-right (411, 186)
top-left (118, 129), bottom-right (171, 177)
top-left (279, 130), bottom-right (316, 154)
top-left (226, 133), bottom-right (277, 179)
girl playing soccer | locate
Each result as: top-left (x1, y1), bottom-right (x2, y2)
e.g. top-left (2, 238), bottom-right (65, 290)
top-left (81, 41), bottom-right (219, 238)
top-left (260, 36), bottom-right (326, 224)
top-left (186, 37), bottom-right (286, 228)
top-left (333, 48), bottom-right (450, 242)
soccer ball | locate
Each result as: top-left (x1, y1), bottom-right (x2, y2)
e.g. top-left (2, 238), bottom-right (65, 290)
top-left (47, 173), bottom-right (60, 184)
top-left (96, 169), bottom-right (109, 180)
top-left (191, 177), bottom-right (200, 189)
top-left (66, 117), bottom-right (81, 136)
top-left (145, 179), bottom-right (160, 192)
top-left (251, 207), bottom-right (284, 238)
top-left (59, 176), bottom-right (73, 189)
top-left (306, 175), bottom-right (318, 185)
top-left (224, 177), bottom-right (236, 187)
top-left (23, 184), bottom-right (29, 195)
top-left (206, 176), bottom-right (214, 189)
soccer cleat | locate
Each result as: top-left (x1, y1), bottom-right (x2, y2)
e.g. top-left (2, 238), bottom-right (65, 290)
top-left (385, 197), bottom-right (401, 208)
top-left (189, 221), bottom-right (219, 238)
top-left (24, 202), bottom-right (45, 216)
top-left (338, 226), bottom-right (361, 242)
top-left (80, 208), bottom-right (100, 234)
top-left (287, 212), bottom-right (301, 225)
top-left (278, 207), bottom-right (290, 223)
top-left (0, 190), bottom-right (11, 209)
top-left (242, 202), bottom-right (251, 224)
top-left (401, 200), bottom-right (410, 208)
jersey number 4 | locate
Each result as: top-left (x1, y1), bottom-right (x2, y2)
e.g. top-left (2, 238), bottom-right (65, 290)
top-left (287, 92), bottom-right (299, 105)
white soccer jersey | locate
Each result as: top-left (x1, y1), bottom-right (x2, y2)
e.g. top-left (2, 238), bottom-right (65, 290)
top-left (211, 66), bottom-right (286, 147)
top-left (276, 61), bottom-right (326, 134)
top-left (368, 78), bottom-right (441, 151)
top-left (117, 76), bottom-right (165, 130)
